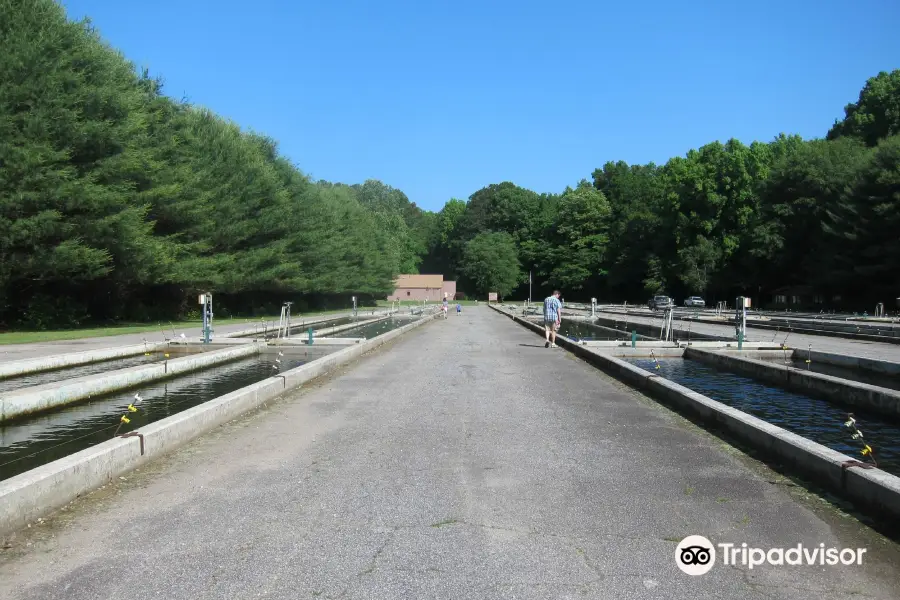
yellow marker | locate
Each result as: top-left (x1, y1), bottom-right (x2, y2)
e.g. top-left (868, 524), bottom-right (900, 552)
top-left (120, 415), bottom-right (131, 424)
top-left (862, 445), bottom-right (873, 456)
top-left (164, 353), bottom-right (170, 358)
top-left (144, 352), bottom-right (150, 356)
top-left (128, 404), bottom-right (138, 412)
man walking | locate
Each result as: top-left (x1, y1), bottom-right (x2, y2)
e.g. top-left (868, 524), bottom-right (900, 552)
top-left (543, 290), bottom-right (562, 348)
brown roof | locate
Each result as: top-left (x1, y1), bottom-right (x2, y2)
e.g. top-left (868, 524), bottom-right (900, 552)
top-left (394, 274), bottom-right (443, 289)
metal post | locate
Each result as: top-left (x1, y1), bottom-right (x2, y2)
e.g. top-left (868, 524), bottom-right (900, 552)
top-left (307, 327), bottom-right (314, 345)
top-left (284, 302), bottom-right (292, 339)
top-left (529, 270), bottom-right (532, 305)
top-left (199, 293), bottom-right (212, 344)
top-left (738, 330), bottom-right (744, 350)
top-left (632, 330), bottom-right (636, 348)
top-left (352, 296), bottom-right (357, 319)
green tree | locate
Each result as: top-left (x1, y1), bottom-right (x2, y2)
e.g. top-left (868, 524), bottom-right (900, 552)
top-left (543, 181), bottom-right (611, 291)
top-left (460, 232), bottom-right (521, 298)
top-left (828, 70), bottom-right (900, 147)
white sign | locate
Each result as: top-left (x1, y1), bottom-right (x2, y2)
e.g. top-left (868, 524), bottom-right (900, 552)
top-left (488, 292), bottom-right (498, 302)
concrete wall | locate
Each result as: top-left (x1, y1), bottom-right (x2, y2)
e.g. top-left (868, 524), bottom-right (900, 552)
top-left (390, 287), bottom-right (445, 301)
top-left (313, 315), bottom-right (389, 337)
top-left (223, 313), bottom-right (359, 339)
top-left (0, 344), bottom-right (260, 422)
top-left (595, 316), bottom-right (726, 342)
top-left (442, 281), bottom-right (457, 300)
top-left (0, 342), bottom-right (169, 380)
top-left (685, 347), bottom-right (900, 420)
top-left (491, 304), bottom-right (900, 523)
top-left (0, 312), bottom-right (438, 539)
top-left (806, 348), bottom-right (900, 376)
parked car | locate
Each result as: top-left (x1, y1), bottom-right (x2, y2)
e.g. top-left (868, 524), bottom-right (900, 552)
top-left (648, 295), bottom-right (674, 311)
top-left (684, 296), bottom-right (706, 308)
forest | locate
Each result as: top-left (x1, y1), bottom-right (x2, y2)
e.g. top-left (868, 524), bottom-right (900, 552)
top-left (2, 0), bottom-right (899, 328)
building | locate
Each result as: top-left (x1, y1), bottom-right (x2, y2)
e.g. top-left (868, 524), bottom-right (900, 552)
top-left (390, 274), bottom-right (457, 301)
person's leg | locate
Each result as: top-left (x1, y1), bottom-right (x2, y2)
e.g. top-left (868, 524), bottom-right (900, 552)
top-left (544, 323), bottom-right (551, 348)
top-left (550, 321), bottom-right (559, 346)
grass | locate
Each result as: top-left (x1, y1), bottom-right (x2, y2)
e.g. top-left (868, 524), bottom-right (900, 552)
top-left (0, 308), bottom-right (352, 345)
top-left (430, 518), bottom-right (458, 528)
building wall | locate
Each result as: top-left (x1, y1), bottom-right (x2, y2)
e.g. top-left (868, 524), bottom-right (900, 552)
top-left (390, 287), bottom-right (445, 301)
top-left (442, 281), bottom-right (457, 300)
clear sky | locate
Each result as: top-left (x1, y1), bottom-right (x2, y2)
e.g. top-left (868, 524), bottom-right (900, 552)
top-left (61, 0), bottom-right (899, 212)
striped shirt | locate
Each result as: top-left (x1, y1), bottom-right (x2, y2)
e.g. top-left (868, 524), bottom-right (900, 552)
top-left (543, 296), bottom-right (561, 322)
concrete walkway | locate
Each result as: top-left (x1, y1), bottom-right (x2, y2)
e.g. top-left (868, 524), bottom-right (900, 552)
top-left (597, 310), bottom-right (900, 361)
top-left (2, 307), bottom-right (899, 599)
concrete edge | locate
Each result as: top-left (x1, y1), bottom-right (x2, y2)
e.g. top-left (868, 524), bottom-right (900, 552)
top-left (0, 312), bottom-right (438, 539)
top-left (489, 304), bottom-right (900, 523)
top-left (805, 348), bottom-right (900, 377)
top-left (0, 344), bottom-right (262, 422)
top-left (0, 342), bottom-right (170, 380)
top-left (313, 315), bottom-right (391, 337)
top-left (685, 347), bottom-right (900, 420)
top-left (598, 308), bottom-right (900, 344)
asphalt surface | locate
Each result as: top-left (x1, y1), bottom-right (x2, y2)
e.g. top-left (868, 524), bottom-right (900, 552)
top-left (594, 309), bottom-right (900, 361)
top-left (2, 307), bottom-right (899, 599)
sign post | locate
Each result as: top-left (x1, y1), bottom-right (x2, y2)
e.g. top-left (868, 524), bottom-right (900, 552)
top-left (488, 292), bottom-right (498, 303)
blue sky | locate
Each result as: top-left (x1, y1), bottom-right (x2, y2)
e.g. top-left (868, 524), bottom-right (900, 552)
top-left (62, 0), bottom-right (899, 212)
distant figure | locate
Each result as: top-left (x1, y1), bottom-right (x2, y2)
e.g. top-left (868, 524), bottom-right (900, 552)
top-left (442, 296), bottom-right (449, 319)
top-left (456, 303), bottom-right (462, 315)
top-left (543, 290), bottom-right (562, 348)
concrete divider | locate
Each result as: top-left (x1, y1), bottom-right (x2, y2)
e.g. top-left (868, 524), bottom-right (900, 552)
top-left (272, 338), bottom-right (364, 346)
top-left (685, 347), bottom-right (900, 420)
top-left (0, 342), bottom-right (169, 380)
top-left (805, 348), bottom-right (900, 377)
top-left (594, 316), bottom-right (726, 342)
top-left (0, 344), bottom-right (260, 422)
top-left (221, 313), bottom-right (355, 339)
top-left (0, 312), bottom-right (437, 539)
top-left (313, 315), bottom-right (390, 337)
top-left (490, 304), bottom-right (900, 523)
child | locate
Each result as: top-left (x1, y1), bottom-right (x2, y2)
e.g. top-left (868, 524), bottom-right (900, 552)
top-left (456, 303), bottom-right (461, 315)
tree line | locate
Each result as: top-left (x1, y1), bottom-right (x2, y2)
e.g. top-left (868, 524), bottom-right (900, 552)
top-left (0, 0), bottom-right (429, 328)
top-left (425, 70), bottom-right (900, 311)
top-left (2, 1), bottom-right (898, 328)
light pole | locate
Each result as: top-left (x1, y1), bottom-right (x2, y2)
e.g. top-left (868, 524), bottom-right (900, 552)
top-left (529, 268), bottom-right (533, 306)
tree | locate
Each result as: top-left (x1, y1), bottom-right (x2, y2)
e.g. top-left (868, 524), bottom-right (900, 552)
top-left (828, 70), bottom-right (900, 147)
top-left (460, 232), bottom-right (521, 298)
top-left (543, 181), bottom-right (611, 291)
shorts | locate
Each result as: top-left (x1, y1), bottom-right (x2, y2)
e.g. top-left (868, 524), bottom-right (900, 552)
top-left (544, 320), bottom-right (559, 332)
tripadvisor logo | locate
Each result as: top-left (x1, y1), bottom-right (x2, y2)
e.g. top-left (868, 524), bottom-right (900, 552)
top-left (675, 535), bottom-right (867, 575)
top-left (676, 535), bottom-right (715, 576)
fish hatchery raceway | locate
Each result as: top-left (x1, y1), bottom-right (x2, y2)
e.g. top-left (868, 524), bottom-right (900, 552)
top-left (2, 306), bottom-right (900, 599)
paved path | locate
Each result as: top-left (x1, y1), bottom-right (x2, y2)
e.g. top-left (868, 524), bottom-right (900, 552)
top-left (2, 307), bottom-right (899, 599)
top-left (596, 310), bottom-right (900, 362)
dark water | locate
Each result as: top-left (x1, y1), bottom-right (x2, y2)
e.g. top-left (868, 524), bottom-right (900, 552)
top-left (312, 316), bottom-right (382, 336)
top-left (0, 352), bottom-right (168, 395)
top-left (554, 320), bottom-right (633, 341)
top-left (234, 316), bottom-right (360, 337)
top-left (626, 358), bottom-right (900, 476)
top-left (0, 354), bottom-right (305, 482)
top-left (758, 356), bottom-right (900, 392)
top-left (325, 317), bottom-right (418, 339)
